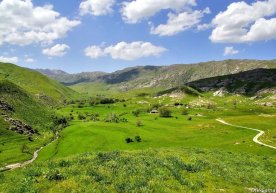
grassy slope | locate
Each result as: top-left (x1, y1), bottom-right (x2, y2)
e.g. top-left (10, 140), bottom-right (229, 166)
top-left (1, 149), bottom-right (275, 193)
top-left (0, 80), bottom-right (55, 166)
top-left (0, 63), bottom-right (78, 104)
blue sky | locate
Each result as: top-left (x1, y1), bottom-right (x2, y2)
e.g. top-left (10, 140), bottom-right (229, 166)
top-left (0, 0), bottom-right (275, 73)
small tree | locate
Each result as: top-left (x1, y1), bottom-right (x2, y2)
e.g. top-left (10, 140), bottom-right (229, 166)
top-left (135, 136), bottom-right (142, 142)
top-left (136, 120), bottom-right (142, 127)
top-left (159, 107), bottom-right (172, 117)
top-left (181, 108), bottom-right (189, 115)
top-left (125, 138), bottom-right (134, 143)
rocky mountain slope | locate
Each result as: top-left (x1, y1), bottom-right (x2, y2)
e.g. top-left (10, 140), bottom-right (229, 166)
top-left (36, 60), bottom-right (276, 90)
top-left (186, 68), bottom-right (276, 96)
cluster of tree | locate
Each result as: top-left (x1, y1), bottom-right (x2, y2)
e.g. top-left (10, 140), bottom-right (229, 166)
top-left (104, 113), bottom-right (128, 123)
top-left (125, 136), bottom-right (142, 143)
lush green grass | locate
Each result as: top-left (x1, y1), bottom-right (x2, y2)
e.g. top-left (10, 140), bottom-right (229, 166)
top-left (1, 84), bottom-right (275, 192)
top-left (1, 148), bottom-right (275, 193)
top-left (0, 63), bottom-right (78, 104)
top-left (0, 80), bottom-right (56, 167)
top-left (38, 93), bottom-right (276, 161)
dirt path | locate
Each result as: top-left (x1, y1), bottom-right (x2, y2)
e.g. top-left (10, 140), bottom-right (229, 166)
top-left (216, 119), bottom-right (276, 150)
top-left (1, 134), bottom-right (59, 171)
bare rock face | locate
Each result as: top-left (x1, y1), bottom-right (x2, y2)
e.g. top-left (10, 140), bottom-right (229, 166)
top-left (0, 100), bottom-right (14, 112)
top-left (2, 115), bottom-right (36, 135)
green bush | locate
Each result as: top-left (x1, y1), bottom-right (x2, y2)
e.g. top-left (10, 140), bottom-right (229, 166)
top-left (159, 107), bottom-right (172, 117)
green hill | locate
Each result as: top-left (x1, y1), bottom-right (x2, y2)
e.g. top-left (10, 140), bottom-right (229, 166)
top-left (0, 80), bottom-right (56, 166)
top-left (0, 63), bottom-right (78, 105)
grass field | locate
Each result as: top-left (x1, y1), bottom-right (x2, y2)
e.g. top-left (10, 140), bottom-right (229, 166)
top-left (1, 88), bottom-right (275, 192)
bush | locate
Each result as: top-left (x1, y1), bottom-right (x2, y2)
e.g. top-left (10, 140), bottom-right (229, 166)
top-left (125, 138), bottom-right (134, 143)
top-left (132, 110), bottom-right (140, 117)
top-left (46, 170), bottom-right (65, 181)
top-left (188, 117), bottom-right (192, 121)
top-left (159, 107), bottom-right (172, 117)
top-left (105, 113), bottom-right (119, 123)
top-left (135, 136), bottom-right (142, 142)
top-left (181, 108), bottom-right (189, 115)
top-left (136, 120), bottom-right (142, 127)
top-left (78, 114), bottom-right (86, 120)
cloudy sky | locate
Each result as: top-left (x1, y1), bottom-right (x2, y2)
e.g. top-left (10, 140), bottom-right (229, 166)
top-left (0, 0), bottom-right (275, 73)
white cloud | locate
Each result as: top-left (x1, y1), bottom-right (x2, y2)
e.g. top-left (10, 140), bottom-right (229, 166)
top-left (224, 47), bottom-right (239, 56)
top-left (25, 58), bottom-right (35, 63)
top-left (151, 8), bottom-right (210, 36)
top-left (0, 0), bottom-right (80, 46)
top-left (0, 56), bottom-right (18, 63)
top-left (84, 46), bottom-right (106, 58)
top-left (84, 41), bottom-right (167, 61)
top-left (80, 0), bottom-right (115, 16)
top-left (121, 0), bottom-right (196, 23)
top-left (197, 23), bottom-right (212, 31)
top-left (42, 44), bottom-right (70, 57)
top-left (210, 0), bottom-right (276, 43)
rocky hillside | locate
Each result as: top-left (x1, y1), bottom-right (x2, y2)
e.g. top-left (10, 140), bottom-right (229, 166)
top-left (36, 60), bottom-right (276, 90)
top-left (186, 68), bottom-right (276, 96)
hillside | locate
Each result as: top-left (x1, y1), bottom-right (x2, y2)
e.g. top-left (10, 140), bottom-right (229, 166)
top-left (38, 60), bottom-right (276, 94)
top-left (36, 69), bottom-right (107, 86)
top-left (0, 80), bottom-right (55, 166)
top-left (187, 68), bottom-right (276, 96)
top-left (0, 63), bottom-right (78, 105)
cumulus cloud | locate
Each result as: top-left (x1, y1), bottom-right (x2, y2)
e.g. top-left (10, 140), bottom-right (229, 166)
top-left (0, 0), bottom-right (80, 46)
top-left (84, 46), bottom-right (106, 58)
top-left (224, 47), bottom-right (239, 56)
top-left (0, 56), bottom-right (18, 63)
top-left (210, 0), bottom-right (276, 43)
top-left (84, 41), bottom-right (167, 61)
top-left (42, 44), bottom-right (70, 57)
top-left (151, 8), bottom-right (210, 36)
top-left (80, 0), bottom-right (115, 16)
top-left (121, 0), bottom-right (196, 23)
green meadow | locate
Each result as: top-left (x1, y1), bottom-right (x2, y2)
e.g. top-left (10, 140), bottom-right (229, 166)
top-left (0, 67), bottom-right (275, 192)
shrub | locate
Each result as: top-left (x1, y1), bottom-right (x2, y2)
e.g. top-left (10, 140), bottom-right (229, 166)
top-left (46, 170), bottom-right (65, 181)
top-left (181, 108), bottom-right (189, 115)
top-left (135, 136), bottom-right (142, 142)
top-left (132, 110), bottom-right (140, 117)
top-left (159, 107), bottom-right (172, 117)
top-left (78, 114), bottom-right (86, 120)
top-left (188, 117), bottom-right (192, 121)
top-left (125, 138), bottom-right (134, 143)
top-left (105, 113), bottom-right (119, 123)
top-left (136, 120), bottom-right (142, 127)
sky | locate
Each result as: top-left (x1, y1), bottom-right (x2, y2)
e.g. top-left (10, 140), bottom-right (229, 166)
top-left (0, 0), bottom-right (275, 73)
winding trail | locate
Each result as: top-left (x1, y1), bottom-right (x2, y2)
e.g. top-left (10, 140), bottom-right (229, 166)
top-left (216, 119), bottom-right (276, 150)
top-left (1, 133), bottom-right (59, 171)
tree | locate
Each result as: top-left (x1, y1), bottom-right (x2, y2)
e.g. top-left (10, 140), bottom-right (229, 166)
top-left (181, 108), bottom-right (189, 115)
top-left (159, 107), bottom-right (172, 117)
top-left (136, 120), bottom-right (142, 127)
top-left (135, 136), bottom-right (142, 142)
top-left (125, 138), bottom-right (134, 143)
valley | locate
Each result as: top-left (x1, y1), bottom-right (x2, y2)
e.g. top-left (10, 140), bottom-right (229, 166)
top-left (0, 61), bottom-right (275, 193)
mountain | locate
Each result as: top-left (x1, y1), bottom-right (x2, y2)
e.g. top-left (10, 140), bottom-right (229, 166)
top-left (186, 68), bottom-right (276, 96)
top-left (37, 60), bottom-right (276, 90)
top-left (46, 60), bottom-right (275, 94)
top-left (0, 63), bottom-right (78, 104)
top-left (36, 69), bottom-right (107, 86)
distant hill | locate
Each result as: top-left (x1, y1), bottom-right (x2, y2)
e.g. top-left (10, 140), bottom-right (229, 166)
top-left (36, 60), bottom-right (276, 90)
top-left (36, 69), bottom-right (107, 86)
top-left (187, 68), bottom-right (276, 96)
top-left (0, 63), bottom-right (78, 104)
